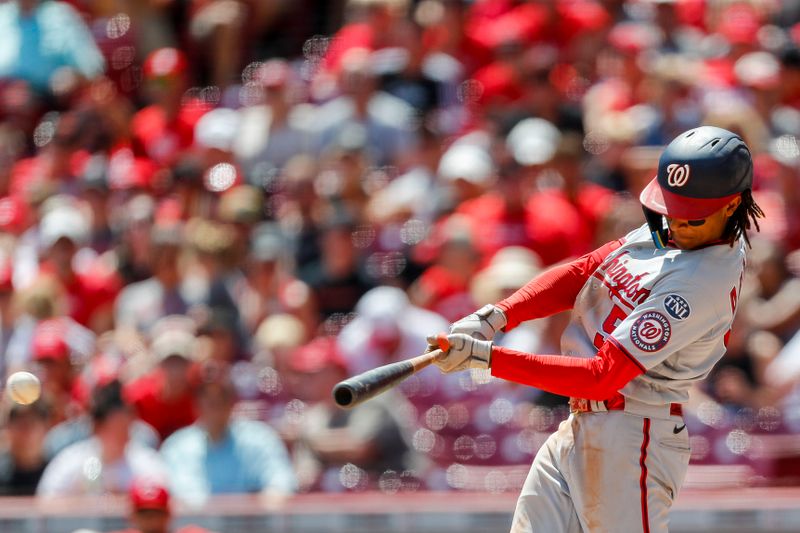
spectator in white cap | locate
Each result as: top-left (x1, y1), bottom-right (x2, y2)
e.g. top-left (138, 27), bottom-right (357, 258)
top-left (194, 107), bottom-right (240, 154)
top-left (194, 107), bottom-right (242, 193)
top-left (33, 198), bottom-right (120, 331)
top-left (505, 117), bottom-right (561, 168)
top-left (337, 285), bottom-right (448, 374)
top-left (469, 246), bottom-right (547, 355)
top-left (437, 137), bottom-right (495, 207)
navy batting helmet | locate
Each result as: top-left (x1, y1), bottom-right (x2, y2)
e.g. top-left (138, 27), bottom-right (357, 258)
top-left (639, 126), bottom-right (753, 248)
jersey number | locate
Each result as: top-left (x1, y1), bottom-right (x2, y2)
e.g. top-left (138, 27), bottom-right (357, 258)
top-left (593, 304), bottom-right (629, 350)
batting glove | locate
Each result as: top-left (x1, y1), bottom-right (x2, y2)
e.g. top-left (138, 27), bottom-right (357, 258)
top-left (427, 333), bottom-right (492, 373)
top-left (450, 304), bottom-right (507, 341)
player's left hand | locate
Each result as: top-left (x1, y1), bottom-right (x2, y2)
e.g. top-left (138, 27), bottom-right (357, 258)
top-left (427, 333), bottom-right (492, 373)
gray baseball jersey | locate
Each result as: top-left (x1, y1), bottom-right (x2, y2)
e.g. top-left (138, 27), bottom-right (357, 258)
top-left (561, 223), bottom-right (746, 405)
top-left (510, 224), bottom-right (746, 532)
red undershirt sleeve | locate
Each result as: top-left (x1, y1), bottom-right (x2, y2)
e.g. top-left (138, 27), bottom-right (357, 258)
top-left (490, 338), bottom-right (645, 401)
top-left (496, 239), bottom-right (624, 331)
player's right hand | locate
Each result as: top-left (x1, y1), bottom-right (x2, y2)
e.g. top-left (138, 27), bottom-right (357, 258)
top-left (427, 333), bottom-right (492, 373)
top-left (450, 304), bottom-right (507, 340)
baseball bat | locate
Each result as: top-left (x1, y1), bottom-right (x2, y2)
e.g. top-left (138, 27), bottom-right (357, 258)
top-left (332, 335), bottom-right (449, 409)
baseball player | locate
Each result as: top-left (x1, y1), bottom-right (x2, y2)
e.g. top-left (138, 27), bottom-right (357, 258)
top-left (429, 126), bottom-right (764, 532)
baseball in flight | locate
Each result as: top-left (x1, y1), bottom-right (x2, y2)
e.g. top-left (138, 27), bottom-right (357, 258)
top-left (5, 371), bottom-right (42, 405)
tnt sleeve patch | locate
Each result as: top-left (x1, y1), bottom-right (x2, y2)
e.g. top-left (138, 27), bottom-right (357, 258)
top-left (629, 311), bottom-right (671, 352)
top-left (664, 294), bottom-right (691, 320)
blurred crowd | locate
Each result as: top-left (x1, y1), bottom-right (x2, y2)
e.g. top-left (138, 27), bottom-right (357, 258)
top-left (1, 0), bottom-right (800, 511)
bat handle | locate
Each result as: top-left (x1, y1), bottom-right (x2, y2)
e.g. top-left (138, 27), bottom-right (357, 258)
top-left (435, 333), bottom-right (450, 352)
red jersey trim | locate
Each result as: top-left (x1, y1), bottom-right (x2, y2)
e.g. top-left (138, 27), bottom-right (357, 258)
top-left (639, 418), bottom-right (652, 533)
top-left (607, 336), bottom-right (646, 373)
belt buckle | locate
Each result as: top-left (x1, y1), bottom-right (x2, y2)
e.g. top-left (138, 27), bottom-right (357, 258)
top-left (570, 398), bottom-right (590, 413)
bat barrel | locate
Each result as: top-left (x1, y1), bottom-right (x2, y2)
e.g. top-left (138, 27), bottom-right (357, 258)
top-left (332, 349), bottom-right (443, 409)
top-left (332, 359), bottom-right (415, 409)
top-left (332, 382), bottom-right (358, 408)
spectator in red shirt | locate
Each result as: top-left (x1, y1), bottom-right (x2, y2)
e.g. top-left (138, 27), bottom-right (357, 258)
top-left (525, 130), bottom-right (614, 265)
top-left (409, 217), bottom-right (481, 322)
top-left (30, 317), bottom-right (89, 424)
top-left (37, 199), bottom-right (121, 331)
top-left (320, 0), bottom-right (411, 77)
top-left (0, 261), bottom-right (14, 373)
top-left (132, 48), bottom-right (210, 167)
top-left (111, 477), bottom-right (214, 533)
top-left (125, 317), bottom-right (200, 441)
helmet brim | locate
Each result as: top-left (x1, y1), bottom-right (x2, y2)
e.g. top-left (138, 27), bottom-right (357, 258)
top-left (639, 176), bottom-right (741, 220)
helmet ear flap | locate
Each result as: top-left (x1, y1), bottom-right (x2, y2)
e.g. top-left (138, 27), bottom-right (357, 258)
top-left (643, 207), bottom-right (668, 249)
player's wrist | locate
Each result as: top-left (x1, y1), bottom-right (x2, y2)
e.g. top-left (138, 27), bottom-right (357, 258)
top-left (476, 304), bottom-right (507, 333)
top-left (471, 338), bottom-right (492, 369)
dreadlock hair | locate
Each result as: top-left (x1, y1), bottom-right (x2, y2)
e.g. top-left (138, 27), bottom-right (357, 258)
top-left (723, 189), bottom-right (765, 248)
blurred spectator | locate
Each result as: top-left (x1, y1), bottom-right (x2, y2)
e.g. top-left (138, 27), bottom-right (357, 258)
top-left (3, 275), bottom-right (62, 378)
top-left (160, 367), bottom-right (296, 506)
top-left (299, 212), bottom-right (375, 321)
top-left (125, 318), bottom-right (201, 442)
top-left (195, 307), bottom-right (246, 364)
top-left (110, 478), bottom-right (213, 533)
top-left (0, 400), bottom-right (50, 495)
top-left (37, 379), bottom-right (167, 497)
top-left (312, 48), bottom-right (417, 166)
top-left (243, 312), bottom-right (308, 428)
top-left (184, 219), bottom-right (243, 321)
top-left (236, 222), bottom-right (316, 337)
top-left (366, 124), bottom-right (445, 225)
top-left (35, 198), bottom-right (121, 332)
top-left (282, 336), bottom-right (419, 492)
top-left (28, 316), bottom-right (93, 423)
top-left (115, 224), bottom-right (192, 335)
top-left (524, 129), bottom-right (615, 265)
top-left (234, 59), bottom-right (313, 174)
top-left (742, 239), bottom-right (800, 343)
top-left (373, 23), bottom-right (444, 116)
top-left (193, 106), bottom-right (243, 189)
top-left (705, 314), bottom-right (784, 410)
top-left (114, 195), bottom-right (158, 285)
top-left (338, 285), bottom-right (448, 374)
top-left (419, 0), bottom-right (491, 75)
top-left (274, 153), bottom-right (325, 267)
top-left (409, 216), bottom-right (481, 322)
top-left (321, 0), bottom-right (411, 77)
top-left (0, 261), bottom-right (14, 374)
top-left (0, 0), bottom-right (105, 93)
top-left (186, 0), bottom-right (252, 89)
top-left (436, 134), bottom-right (495, 210)
top-left (132, 48), bottom-right (209, 167)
